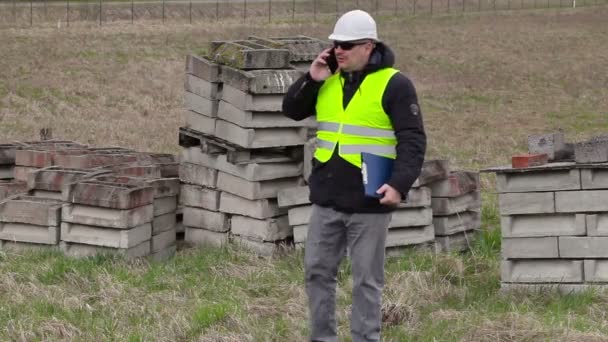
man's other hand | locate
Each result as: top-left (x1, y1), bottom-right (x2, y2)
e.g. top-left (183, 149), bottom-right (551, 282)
top-left (377, 184), bottom-right (402, 206)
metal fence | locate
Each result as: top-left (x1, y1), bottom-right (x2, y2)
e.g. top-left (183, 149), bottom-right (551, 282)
top-left (0, 0), bottom-right (606, 28)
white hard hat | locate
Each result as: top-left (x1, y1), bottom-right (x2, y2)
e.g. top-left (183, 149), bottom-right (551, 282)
top-left (328, 10), bottom-right (379, 42)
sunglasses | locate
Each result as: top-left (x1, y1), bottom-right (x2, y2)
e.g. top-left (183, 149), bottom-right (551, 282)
top-left (333, 40), bottom-right (369, 51)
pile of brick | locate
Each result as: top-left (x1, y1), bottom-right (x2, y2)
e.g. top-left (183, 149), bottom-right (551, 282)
top-left (0, 140), bottom-right (180, 260)
top-left (179, 36), bottom-right (325, 255)
top-left (486, 131), bottom-right (608, 292)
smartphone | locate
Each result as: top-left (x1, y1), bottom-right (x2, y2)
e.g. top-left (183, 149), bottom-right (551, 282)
top-left (325, 48), bottom-right (338, 74)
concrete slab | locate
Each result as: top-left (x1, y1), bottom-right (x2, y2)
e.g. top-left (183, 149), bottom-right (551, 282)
top-left (581, 168), bottom-right (608, 189)
top-left (184, 74), bottom-right (220, 100)
top-left (252, 36), bottom-right (326, 62)
top-left (214, 120), bottom-right (307, 149)
top-left (148, 244), bottom-right (176, 262)
top-left (277, 186), bottom-right (310, 208)
top-left (15, 148), bottom-right (64, 168)
top-left (502, 237), bottom-right (559, 259)
top-left (27, 167), bottom-right (107, 192)
top-left (500, 283), bottom-right (606, 295)
top-left (230, 235), bottom-right (291, 256)
top-left (182, 206), bottom-right (229, 232)
top-left (221, 84), bottom-right (284, 112)
top-left (555, 190), bottom-right (608, 213)
top-left (152, 212), bottom-right (177, 235)
top-left (574, 139), bottom-right (608, 164)
top-left (29, 190), bottom-right (62, 200)
top-left (411, 160), bottom-right (450, 187)
top-left (231, 214), bottom-right (291, 242)
top-left (153, 196), bottom-right (177, 216)
top-left (0, 165), bottom-right (13, 179)
top-left (0, 143), bottom-right (19, 165)
top-left (429, 171), bottom-right (479, 197)
top-left (63, 180), bottom-right (154, 209)
top-left (293, 224), bottom-right (308, 244)
top-left (398, 187), bottom-right (432, 208)
top-left (432, 191), bottom-right (481, 215)
top-left (90, 175), bottom-right (180, 199)
top-left (528, 132), bottom-right (571, 161)
top-left (217, 171), bottom-right (303, 200)
top-left (60, 240), bottom-right (150, 259)
top-left (0, 195), bottom-right (62, 226)
top-left (0, 240), bottom-right (54, 251)
top-left (62, 203), bottom-right (153, 229)
top-left (559, 237), bottom-right (608, 258)
top-left (0, 181), bottom-right (27, 201)
top-left (151, 228), bottom-right (176, 253)
top-left (385, 224), bottom-right (435, 248)
top-left (501, 213), bottom-right (586, 237)
top-left (179, 163), bottom-right (218, 188)
top-left (219, 65), bottom-right (303, 94)
top-left (501, 259), bottom-right (583, 283)
top-left (218, 101), bottom-right (316, 129)
top-left (181, 147), bottom-right (302, 181)
top-left (584, 259), bottom-right (608, 283)
top-left (14, 166), bottom-right (39, 183)
top-left (433, 210), bottom-right (481, 236)
top-left (219, 192), bottom-right (283, 219)
top-left (496, 169), bottom-right (580, 193)
top-left (185, 227), bottom-right (228, 247)
top-left (186, 54), bottom-right (220, 82)
top-left (184, 91), bottom-right (219, 118)
top-left (184, 110), bottom-right (216, 136)
top-left (287, 205), bottom-right (312, 226)
top-left (61, 222), bottom-right (151, 248)
top-left (498, 192), bottom-right (554, 215)
top-left (209, 41), bottom-right (291, 70)
top-left (0, 222), bottom-right (59, 244)
top-left (53, 153), bottom-right (139, 170)
top-left (434, 231), bottom-right (476, 254)
top-left (180, 184), bottom-right (220, 211)
top-left (389, 207), bottom-right (433, 228)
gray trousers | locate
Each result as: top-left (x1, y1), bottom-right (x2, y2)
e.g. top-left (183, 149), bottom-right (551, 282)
top-left (304, 204), bottom-right (392, 342)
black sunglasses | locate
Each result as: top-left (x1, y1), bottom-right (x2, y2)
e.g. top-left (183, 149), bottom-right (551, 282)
top-left (333, 41), bottom-right (369, 51)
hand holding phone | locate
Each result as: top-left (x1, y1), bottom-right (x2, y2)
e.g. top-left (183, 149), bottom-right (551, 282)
top-left (309, 48), bottom-right (338, 81)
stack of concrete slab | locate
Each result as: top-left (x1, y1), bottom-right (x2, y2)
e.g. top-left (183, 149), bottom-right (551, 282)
top-left (25, 166), bottom-right (109, 200)
top-left (12, 140), bottom-right (88, 182)
top-left (430, 170), bottom-right (482, 253)
top-left (0, 195), bottom-right (62, 251)
top-left (0, 143), bottom-right (20, 181)
top-left (59, 179), bottom-right (154, 259)
top-left (486, 160), bottom-right (608, 293)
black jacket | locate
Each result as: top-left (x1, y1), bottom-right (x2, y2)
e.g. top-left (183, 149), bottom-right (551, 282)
top-left (282, 43), bottom-right (426, 213)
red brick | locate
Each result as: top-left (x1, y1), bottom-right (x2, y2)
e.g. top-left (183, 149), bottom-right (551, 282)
top-left (63, 180), bottom-right (154, 209)
top-left (512, 153), bottom-right (549, 168)
top-left (0, 181), bottom-right (27, 200)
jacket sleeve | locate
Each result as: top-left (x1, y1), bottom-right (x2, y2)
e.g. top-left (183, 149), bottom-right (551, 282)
top-left (382, 73), bottom-right (427, 197)
top-left (282, 72), bottom-right (324, 121)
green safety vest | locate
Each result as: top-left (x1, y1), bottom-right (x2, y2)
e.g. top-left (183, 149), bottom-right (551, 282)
top-left (314, 67), bottom-right (399, 168)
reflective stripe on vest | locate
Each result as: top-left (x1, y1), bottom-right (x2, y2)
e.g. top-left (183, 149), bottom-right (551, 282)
top-left (314, 67), bottom-right (399, 168)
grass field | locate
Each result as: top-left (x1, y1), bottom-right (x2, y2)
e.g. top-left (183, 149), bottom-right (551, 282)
top-left (1, 5), bottom-right (608, 341)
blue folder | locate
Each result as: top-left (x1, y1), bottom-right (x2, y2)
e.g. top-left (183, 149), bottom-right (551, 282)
top-left (361, 152), bottom-right (394, 198)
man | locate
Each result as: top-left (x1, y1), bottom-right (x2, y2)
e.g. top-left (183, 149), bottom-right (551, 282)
top-left (282, 9), bottom-right (426, 342)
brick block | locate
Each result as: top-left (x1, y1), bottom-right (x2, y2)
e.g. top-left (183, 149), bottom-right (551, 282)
top-left (574, 139), bottom-right (608, 164)
top-left (180, 184), bottom-right (220, 211)
top-left (208, 41), bottom-right (291, 69)
top-left (231, 215), bottom-right (291, 242)
top-left (184, 74), bottom-right (220, 100)
top-left (433, 210), bottom-right (481, 236)
top-left (152, 212), bottom-right (176, 235)
top-left (559, 237), bottom-right (608, 258)
top-left (182, 206), bottom-right (229, 232)
top-left (219, 192), bottom-right (282, 220)
top-left (277, 186), bottom-right (310, 208)
top-left (15, 148), bottom-right (68, 167)
top-left (293, 224), bottom-right (308, 244)
top-left (0, 222), bottom-right (59, 244)
top-left (502, 237), bottom-right (558, 259)
top-left (184, 91), bottom-right (219, 118)
top-left (501, 213), bottom-right (586, 237)
top-left (0, 240), bottom-right (53, 251)
top-left (253, 36), bottom-right (327, 62)
top-left (498, 192), bottom-right (554, 215)
top-left (63, 181), bottom-right (154, 209)
top-left (434, 231), bottom-right (476, 254)
top-left (411, 160), bottom-right (450, 187)
top-left (53, 153), bottom-right (139, 169)
top-left (151, 228), bottom-right (176, 253)
top-left (184, 110), bottom-right (216, 135)
top-left (90, 175), bottom-right (180, 199)
top-left (0, 143), bottom-right (19, 165)
top-left (389, 207), bottom-right (433, 228)
top-left (0, 165), bottom-right (13, 179)
top-left (219, 65), bottom-right (303, 94)
top-left (501, 259), bottom-right (583, 283)
top-left (399, 187), bottom-right (432, 208)
top-left (185, 227), bottom-right (228, 247)
top-left (511, 153), bottom-right (548, 168)
top-left (217, 172), bottom-right (303, 200)
top-left (0, 195), bottom-right (62, 226)
top-left (217, 100), bottom-right (316, 128)
top-left (60, 240), bottom-right (150, 259)
top-left (555, 190), bottom-right (608, 213)
top-left (14, 166), bottom-right (39, 182)
top-left (431, 191), bottom-right (481, 216)
top-left (181, 147), bottom-right (302, 182)
top-left (179, 163), bottom-right (218, 188)
top-left (496, 169), bottom-right (580, 193)
top-left (112, 165), bottom-right (162, 179)
top-left (61, 222), bottom-right (151, 248)
top-left (581, 168), bottom-right (608, 189)
top-left (0, 181), bottom-right (28, 201)
top-left (186, 54), bottom-right (220, 82)
top-left (385, 225), bottom-right (435, 248)
top-left (221, 84), bottom-right (284, 112)
top-left (287, 205), bottom-right (312, 226)
top-left (214, 120), bottom-right (307, 149)
top-left (231, 235), bottom-right (289, 256)
top-left (27, 167), bottom-right (108, 192)
top-left (29, 190), bottom-right (62, 200)
top-left (149, 244), bottom-right (176, 262)
top-left (430, 171), bottom-right (479, 197)
top-left (153, 196), bottom-right (177, 216)
top-left (528, 132), bottom-right (571, 161)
